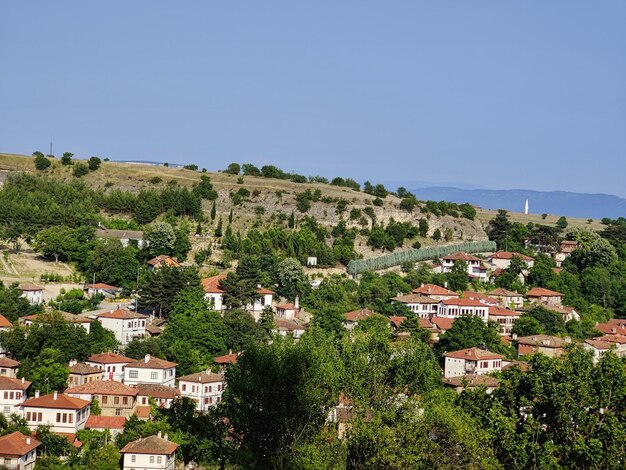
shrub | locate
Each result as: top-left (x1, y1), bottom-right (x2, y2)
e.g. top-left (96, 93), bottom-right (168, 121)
top-left (34, 155), bottom-right (51, 170)
top-left (73, 163), bottom-right (90, 177)
top-left (88, 157), bottom-right (101, 171)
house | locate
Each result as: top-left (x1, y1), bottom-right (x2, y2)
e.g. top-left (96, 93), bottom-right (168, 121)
top-left (95, 228), bottom-right (145, 248)
top-left (275, 300), bottom-right (300, 320)
top-left (555, 240), bottom-right (579, 267)
top-left (544, 304), bottom-right (580, 323)
top-left (0, 314), bottom-right (12, 355)
top-left (583, 335), bottom-right (626, 364)
top-left (595, 319), bottom-right (626, 336)
top-left (85, 415), bottom-right (126, 436)
top-left (462, 291), bottom-right (499, 307)
top-left (0, 376), bottom-right (30, 417)
top-left (96, 309), bottom-right (148, 346)
top-left (66, 380), bottom-right (138, 417)
top-left (17, 284), bottom-right (44, 305)
top-left (412, 284), bottom-right (460, 301)
top-left (443, 348), bottom-right (504, 379)
top-left (431, 317), bottom-right (455, 335)
top-left (343, 309), bottom-right (376, 330)
top-left (67, 361), bottom-right (103, 386)
top-left (201, 274), bottom-right (275, 319)
top-left (488, 307), bottom-right (521, 336)
top-left (443, 374), bottom-right (500, 394)
top-left (0, 357), bottom-right (19, 378)
top-left (135, 383), bottom-right (180, 409)
top-left (388, 316), bottom-right (406, 330)
top-left (487, 288), bottom-right (525, 309)
top-left (120, 433), bottom-right (178, 470)
top-left (0, 431), bottom-right (40, 470)
top-left (21, 311), bottom-right (93, 334)
top-left (526, 287), bottom-right (563, 307)
top-left (86, 352), bottom-right (134, 382)
top-left (273, 318), bottom-right (307, 339)
top-left (515, 334), bottom-right (568, 358)
top-left (441, 253), bottom-right (489, 282)
top-left (391, 294), bottom-right (439, 319)
top-left (20, 391), bottom-right (90, 434)
top-left (146, 255), bottom-right (180, 270)
top-left (83, 283), bottom-right (122, 299)
top-left (124, 355), bottom-right (177, 388)
top-left (177, 370), bottom-right (225, 413)
top-left (146, 318), bottom-right (165, 337)
top-left (214, 352), bottom-right (239, 367)
top-left (436, 299), bottom-right (490, 323)
top-left (487, 251), bottom-right (534, 270)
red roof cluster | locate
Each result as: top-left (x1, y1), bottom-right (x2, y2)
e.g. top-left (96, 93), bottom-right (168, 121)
top-left (488, 251), bottom-right (533, 261)
top-left (412, 284), bottom-right (459, 297)
top-left (0, 431), bottom-right (40, 457)
top-left (444, 347), bottom-right (504, 361)
top-left (442, 252), bottom-right (481, 262)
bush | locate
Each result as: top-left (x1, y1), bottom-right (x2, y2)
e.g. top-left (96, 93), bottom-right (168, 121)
top-left (88, 157), bottom-right (101, 171)
top-left (150, 176), bottom-right (163, 184)
top-left (61, 152), bottom-right (73, 165)
top-left (183, 164), bottom-right (198, 171)
top-left (34, 155), bottom-right (51, 170)
top-left (372, 197), bottom-right (384, 207)
top-left (73, 163), bottom-right (90, 177)
top-left (224, 163), bottom-right (241, 175)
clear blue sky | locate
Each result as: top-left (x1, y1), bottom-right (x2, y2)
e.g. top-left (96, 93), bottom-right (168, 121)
top-left (2, 2), bottom-right (625, 196)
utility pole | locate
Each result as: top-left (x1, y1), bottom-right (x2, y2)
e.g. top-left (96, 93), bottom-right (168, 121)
top-left (49, 138), bottom-right (53, 157)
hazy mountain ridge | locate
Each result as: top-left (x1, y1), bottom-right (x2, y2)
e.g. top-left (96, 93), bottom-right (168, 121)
top-left (410, 187), bottom-right (626, 220)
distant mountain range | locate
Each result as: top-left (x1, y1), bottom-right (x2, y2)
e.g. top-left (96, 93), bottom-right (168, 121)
top-left (410, 187), bottom-right (626, 220)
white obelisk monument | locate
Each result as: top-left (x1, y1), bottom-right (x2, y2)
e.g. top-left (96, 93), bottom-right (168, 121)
top-left (524, 199), bottom-right (529, 215)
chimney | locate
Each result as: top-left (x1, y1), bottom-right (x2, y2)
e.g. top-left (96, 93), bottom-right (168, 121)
top-left (164, 433), bottom-right (168, 441)
top-left (294, 296), bottom-right (299, 310)
top-left (26, 437), bottom-right (31, 445)
top-left (22, 377), bottom-right (25, 384)
top-left (157, 431), bottom-right (162, 438)
top-left (144, 354), bottom-right (150, 363)
top-left (69, 359), bottom-right (77, 367)
top-left (421, 283), bottom-right (424, 288)
top-left (35, 390), bottom-right (40, 398)
top-left (512, 333), bottom-right (518, 341)
top-left (444, 281), bottom-right (448, 289)
top-left (53, 391), bottom-right (58, 400)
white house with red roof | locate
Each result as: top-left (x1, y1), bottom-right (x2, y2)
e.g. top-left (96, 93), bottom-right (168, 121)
top-left (83, 282), bottom-right (122, 299)
top-left (526, 287), bottom-right (564, 307)
top-left (0, 314), bottom-right (12, 355)
top-left (21, 311), bottom-right (93, 334)
top-left (96, 309), bottom-right (148, 345)
top-left (136, 383), bottom-right (181, 409)
top-left (462, 291), bottom-right (499, 307)
top-left (19, 391), bottom-right (90, 434)
top-left (436, 299), bottom-right (490, 323)
top-left (86, 352), bottom-right (134, 382)
top-left (17, 284), bottom-right (45, 305)
top-left (177, 370), bottom-right (225, 413)
top-left (85, 415), bottom-right (126, 436)
top-left (488, 306), bottom-right (521, 336)
top-left (0, 431), bottom-right (40, 470)
top-left (202, 274), bottom-right (274, 319)
top-left (441, 253), bottom-right (489, 281)
top-left (275, 299), bottom-right (300, 320)
top-left (0, 357), bottom-right (20, 378)
top-left (66, 380), bottom-right (138, 417)
top-left (124, 355), bottom-right (177, 388)
top-left (147, 255), bottom-right (181, 270)
top-left (487, 251), bottom-right (534, 270)
top-left (120, 433), bottom-right (178, 470)
top-left (412, 284), bottom-right (460, 301)
top-left (343, 309), bottom-right (376, 330)
top-left (443, 348), bottom-right (505, 378)
top-left (0, 376), bottom-right (30, 417)
top-left (391, 294), bottom-right (439, 319)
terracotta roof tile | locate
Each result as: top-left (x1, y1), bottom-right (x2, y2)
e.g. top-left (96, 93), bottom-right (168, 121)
top-left (66, 380), bottom-right (138, 396)
top-left (413, 284), bottom-right (459, 297)
top-left (0, 376), bottom-right (31, 390)
top-left (178, 371), bottom-right (224, 384)
top-left (214, 353), bottom-right (238, 364)
top-left (488, 251), bottom-right (533, 261)
top-left (389, 316), bottom-right (406, 328)
top-left (488, 288), bottom-right (521, 297)
top-left (516, 335), bottom-right (566, 348)
top-left (126, 356), bottom-right (176, 370)
top-left (97, 309), bottom-right (148, 320)
top-left (21, 393), bottom-right (90, 410)
top-left (86, 415), bottom-right (127, 429)
top-left (431, 317), bottom-right (455, 331)
top-left (0, 357), bottom-right (19, 368)
top-left (87, 352), bottom-right (134, 364)
top-left (391, 293), bottom-right (439, 304)
top-left (527, 287), bottom-right (563, 298)
top-left (0, 431), bottom-right (40, 457)
top-left (18, 283), bottom-right (44, 291)
top-left (120, 434), bottom-right (178, 455)
top-left (147, 255), bottom-right (180, 268)
top-left (201, 274), bottom-right (226, 294)
top-left (444, 347), bottom-right (504, 361)
top-left (442, 252), bottom-right (481, 262)
top-left (443, 374), bottom-right (500, 388)
top-left (0, 314), bottom-right (12, 328)
top-left (68, 363), bottom-right (102, 375)
top-left (441, 298), bottom-right (488, 307)
top-left (136, 383), bottom-right (181, 399)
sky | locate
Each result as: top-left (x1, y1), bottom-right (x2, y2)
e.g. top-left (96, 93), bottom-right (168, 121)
top-left (1, 2), bottom-right (625, 196)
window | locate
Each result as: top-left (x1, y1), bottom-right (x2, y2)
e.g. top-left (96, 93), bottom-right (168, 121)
top-left (150, 456), bottom-right (155, 463)
top-left (56, 413), bottom-right (61, 423)
top-left (182, 384), bottom-right (186, 391)
top-left (4, 406), bottom-right (10, 414)
top-left (157, 456), bottom-right (162, 463)
top-left (151, 372), bottom-right (158, 380)
top-left (38, 412), bottom-right (42, 421)
top-left (26, 412), bottom-right (31, 421)
top-left (69, 414), bottom-right (73, 423)
top-left (123, 397), bottom-right (128, 405)
top-left (129, 370), bottom-right (138, 379)
top-left (116, 408), bottom-right (122, 416)
top-left (131, 455), bottom-right (136, 463)
top-left (102, 396), bottom-right (108, 404)
top-left (114, 396), bottom-right (120, 405)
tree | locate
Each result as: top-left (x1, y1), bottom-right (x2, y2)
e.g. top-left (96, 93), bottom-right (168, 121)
top-left (259, 306), bottom-right (275, 335)
top-left (139, 266), bottom-right (200, 317)
top-left (570, 228), bottom-right (618, 269)
top-left (446, 260), bottom-right (469, 291)
top-left (511, 315), bottom-right (542, 337)
top-left (219, 272), bottom-right (259, 310)
top-left (88, 156), bottom-right (102, 171)
top-left (224, 162), bottom-right (241, 175)
top-left (516, 305), bottom-right (566, 336)
top-left (61, 152), bottom-right (73, 165)
top-left (418, 218), bottom-right (429, 237)
top-left (223, 310), bottom-right (266, 352)
top-left (73, 162), bottom-right (89, 177)
top-left (242, 163), bottom-right (261, 176)
top-left (214, 217), bottom-right (223, 237)
top-left (145, 221), bottom-right (176, 257)
top-left (85, 240), bottom-right (140, 289)
top-left (221, 330), bottom-right (344, 468)
top-left (432, 228), bottom-right (442, 241)
top-left (28, 348), bottom-right (70, 393)
top-left (436, 315), bottom-right (506, 356)
top-left (210, 200), bottom-right (216, 220)
top-left (488, 209), bottom-right (513, 249)
top-left (275, 257), bottom-right (309, 301)
top-left (556, 216), bottom-right (568, 230)
top-left (34, 154), bottom-right (51, 170)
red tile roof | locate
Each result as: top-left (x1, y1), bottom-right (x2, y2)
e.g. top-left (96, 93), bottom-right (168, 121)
top-left (276, 303), bottom-right (298, 310)
top-left (87, 352), bottom-right (134, 364)
top-left (18, 283), bottom-right (44, 291)
top-left (0, 357), bottom-right (19, 368)
top-left (444, 347), bottom-right (504, 361)
top-left (84, 283), bottom-right (119, 290)
top-left (68, 363), bottom-right (102, 375)
top-left (134, 405), bottom-right (152, 418)
top-left (120, 435), bottom-right (178, 455)
top-left (344, 309), bottom-right (376, 322)
top-left (526, 287), bottom-right (563, 298)
top-left (97, 309), bottom-right (148, 320)
top-left (431, 317), bottom-right (455, 331)
top-left (489, 307), bottom-right (521, 317)
top-left (0, 376), bottom-right (30, 390)
top-left (418, 318), bottom-right (435, 329)
top-left (86, 415), bottom-right (127, 430)
top-left (147, 255), bottom-right (180, 268)
top-left (443, 374), bottom-right (500, 388)
top-left (442, 252), bottom-right (481, 262)
top-left (214, 353), bottom-right (239, 364)
top-left (412, 284), bottom-right (459, 297)
top-left (126, 355), bottom-right (176, 370)
top-left (66, 380), bottom-right (138, 396)
top-left (585, 339), bottom-right (613, 350)
top-left (274, 319), bottom-right (306, 331)
top-left (388, 316), bottom-right (406, 328)
top-left (488, 251), bottom-right (533, 261)
top-left (462, 291), bottom-right (499, 305)
top-left (441, 298), bottom-right (488, 307)
top-left (21, 393), bottom-right (90, 410)
top-left (136, 383), bottom-right (181, 399)
top-left (488, 288), bottom-right (521, 297)
top-left (177, 371), bottom-right (224, 384)
top-left (201, 274), bottom-right (226, 294)
top-left (0, 314), bottom-right (12, 328)
top-left (515, 335), bottom-right (566, 348)
top-left (0, 431), bottom-right (40, 457)
top-left (391, 294), bottom-right (439, 304)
